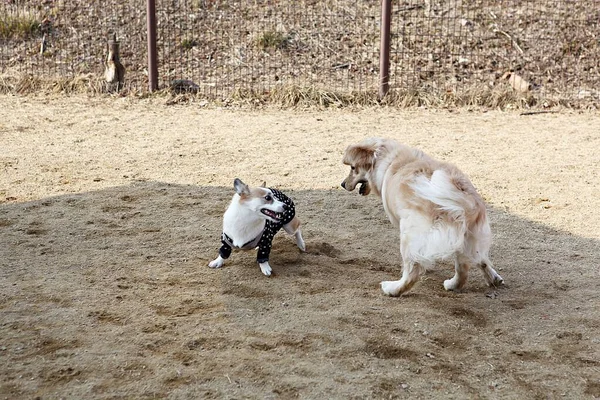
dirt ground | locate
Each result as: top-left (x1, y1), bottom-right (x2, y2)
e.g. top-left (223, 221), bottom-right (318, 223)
top-left (0, 96), bottom-right (599, 399)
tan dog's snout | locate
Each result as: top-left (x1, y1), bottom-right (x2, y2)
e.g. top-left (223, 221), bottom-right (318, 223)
top-left (341, 171), bottom-right (362, 192)
top-left (341, 176), bottom-right (356, 191)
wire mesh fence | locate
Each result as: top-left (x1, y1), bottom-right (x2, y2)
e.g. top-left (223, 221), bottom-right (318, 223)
top-left (156, 0), bottom-right (380, 97)
top-left (0, 0), bottom-right (598, 105)
top-left (390, 0), bottom-right (600, 103)
top-left (0, 0), bottom-right (147, 92)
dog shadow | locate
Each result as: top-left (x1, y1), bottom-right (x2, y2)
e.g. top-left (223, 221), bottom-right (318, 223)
top-left (1, 180), bottom-right (598, 399)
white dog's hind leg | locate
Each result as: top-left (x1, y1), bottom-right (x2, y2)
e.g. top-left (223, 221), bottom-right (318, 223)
top-left (479, 259), bottom-right (504, 287)
top-left (294, 230), bottom-right (306, 252)
top-left (284, 217), bottom-right (306, 252)
top-left (444, 255), bottom-right (470, 291)
top-left (259, 261), bottom-right (273, 276)
top-left (208, 256), bottom-right (225, 268)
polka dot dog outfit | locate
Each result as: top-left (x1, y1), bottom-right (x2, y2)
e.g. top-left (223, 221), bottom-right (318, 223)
top-left (219, 188), bottom-right (296, 263)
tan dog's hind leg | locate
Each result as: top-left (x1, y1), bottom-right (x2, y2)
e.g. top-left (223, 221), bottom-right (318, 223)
top-left (381, 223), bottom-right (426, 296)
top-left (444, 255), bottom-right (470, 291)
top-left (381, 258), bottom-right (423, 296)
top-left (283, 216), bottom-right (306, 252)
top-left (479, 259), bottom-right (504, 287)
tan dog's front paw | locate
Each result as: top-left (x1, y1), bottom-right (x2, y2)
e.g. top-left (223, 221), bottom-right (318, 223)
top-left (381, 281), bottom-right (402, 297)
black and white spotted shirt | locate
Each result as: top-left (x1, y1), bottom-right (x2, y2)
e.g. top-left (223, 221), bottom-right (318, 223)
top-left (219, 188), bottom-right (296, 263)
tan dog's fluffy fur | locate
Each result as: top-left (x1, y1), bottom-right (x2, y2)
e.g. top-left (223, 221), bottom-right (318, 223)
top-left (341, 138), bottom-right (504, 296)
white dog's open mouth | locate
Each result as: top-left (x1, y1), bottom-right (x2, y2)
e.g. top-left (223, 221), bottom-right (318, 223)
top-left (261, 209), bottom-right (283, 220)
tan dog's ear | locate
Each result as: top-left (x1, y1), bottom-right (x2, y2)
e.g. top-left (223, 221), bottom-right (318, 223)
top-left (260, 181), bottom-right (266, 188)
top-left (343, 145), bottom-right (376, 170)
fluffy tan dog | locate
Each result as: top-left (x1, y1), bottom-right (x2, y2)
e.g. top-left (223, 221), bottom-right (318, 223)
top-left (341, 138), bottom-right (504, 296)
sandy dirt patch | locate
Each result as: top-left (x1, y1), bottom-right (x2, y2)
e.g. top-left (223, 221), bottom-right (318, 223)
top-left (1, 96), bottom-right (599, 399)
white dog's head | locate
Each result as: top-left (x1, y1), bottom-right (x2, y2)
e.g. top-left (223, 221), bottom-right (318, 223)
top-left (233, 178), bottom-right (286, 222)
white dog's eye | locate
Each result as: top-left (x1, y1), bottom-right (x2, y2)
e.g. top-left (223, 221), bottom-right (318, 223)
top-left (265, 195), bottom-right (272, 201)
top-left (351, 166), bottom-right (356, 170)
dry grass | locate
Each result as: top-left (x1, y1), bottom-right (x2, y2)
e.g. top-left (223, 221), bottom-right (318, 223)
top-left (180, 38), bottom-right (198, 50)
top-left (255, 31), bottom-right (290, 50)
top-left (0, 73), bottom-right (111, 96)
top-left (0, 72), bottom-right (577, 111)
top-left (168, 81), bottom-right (566, 110)
top-left (0, 10), bottom-right (41, 39)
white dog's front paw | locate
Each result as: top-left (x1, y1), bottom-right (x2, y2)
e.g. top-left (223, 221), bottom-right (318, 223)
top-left (259, 262), bottom-right (272, 276)
top-left (208, 256), bottom-right (224, 269)
top-left (381, 280), bottom-right (402, 297)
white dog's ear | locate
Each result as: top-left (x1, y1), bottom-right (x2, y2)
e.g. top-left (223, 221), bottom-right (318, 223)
top-left (233, 178), bottom-right (250, 195)
top-left (260, 181), bottom-right (267, 188)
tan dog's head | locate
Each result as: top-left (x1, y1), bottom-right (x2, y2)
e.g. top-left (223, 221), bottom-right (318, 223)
top-left (341, 143), bottom-right (377, 196)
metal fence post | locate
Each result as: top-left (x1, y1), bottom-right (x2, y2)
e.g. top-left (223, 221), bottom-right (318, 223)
top-left (379, 0), bottom-right (392, 100)
top-left (147, 0), bottom-right (158, 92)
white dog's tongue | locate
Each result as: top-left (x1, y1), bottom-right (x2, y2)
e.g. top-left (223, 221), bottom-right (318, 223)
top-left (262, 209), bottom-right (282, 219)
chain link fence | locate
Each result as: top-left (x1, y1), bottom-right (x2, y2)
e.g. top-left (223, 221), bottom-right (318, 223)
top-left (1, 0), bottom-right (598, 105)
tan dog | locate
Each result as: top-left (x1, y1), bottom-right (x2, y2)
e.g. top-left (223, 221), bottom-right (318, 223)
top-left (341, 138), bottom-right (504, 296)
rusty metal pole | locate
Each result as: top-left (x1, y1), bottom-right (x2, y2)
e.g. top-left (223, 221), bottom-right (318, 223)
top-left (379, 0), bottom-right (392, 100)
top-left (147, 0), bottom-right (158, 92)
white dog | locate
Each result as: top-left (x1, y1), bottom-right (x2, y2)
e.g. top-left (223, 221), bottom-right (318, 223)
top-left (209, 178), bottom-right (305, 276)
top-left (341, 138), bottom-right (504, 296)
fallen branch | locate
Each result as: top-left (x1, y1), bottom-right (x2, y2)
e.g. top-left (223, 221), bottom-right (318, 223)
top-left (494, 28), bottom-right (524, 55)
top-left (395, 5), bottom-right (423, 13)
top-left (332, 63), bottom-right (350, 70)
top-left (519, 111), bottom-right (559, 116)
